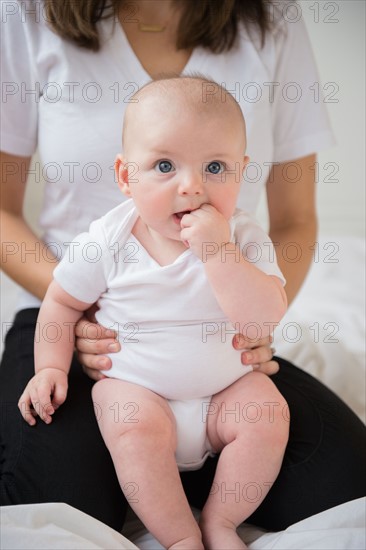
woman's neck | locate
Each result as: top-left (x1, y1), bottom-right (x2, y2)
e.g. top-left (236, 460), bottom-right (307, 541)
top-left (127, 0), bottom-right (178, 27)
top-left (118, 0), bottom-right (191, 80)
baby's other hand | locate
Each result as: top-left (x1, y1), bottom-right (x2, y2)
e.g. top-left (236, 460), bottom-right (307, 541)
top-left (18, 368), bottom-right (68, 426)
top-left (180, 204), bottom-right (231, 261)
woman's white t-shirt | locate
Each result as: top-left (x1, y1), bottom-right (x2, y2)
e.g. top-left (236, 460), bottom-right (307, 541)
top-left (1, 1), bottom-right (335, 309)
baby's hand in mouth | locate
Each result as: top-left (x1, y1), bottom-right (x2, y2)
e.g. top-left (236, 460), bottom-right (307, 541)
top-left (174, 210), bottom-right (191, 221)
top-left (179, 205), bottom-right (231, 259)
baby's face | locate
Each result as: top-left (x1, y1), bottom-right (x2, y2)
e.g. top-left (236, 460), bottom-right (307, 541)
top-left (118, 95), bottom-right (248, 242)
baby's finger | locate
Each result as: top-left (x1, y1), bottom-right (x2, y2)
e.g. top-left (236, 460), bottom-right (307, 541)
top-left (18, 393), bottom-right (37, 426)
top-left (52, 382), bottom-right (68, 409)
top-left (198, 203), bottom-right (217, 214)
top-left (179, 216), bottom-right (192, 229)
top-left (179, 228), bottom-right (190, 248)
top-left (180, 227), bottom-right (192, 244)
top-left (31, 386), bottom-right (54, 424)
top-left (180, 208), bottom-right (208, 227)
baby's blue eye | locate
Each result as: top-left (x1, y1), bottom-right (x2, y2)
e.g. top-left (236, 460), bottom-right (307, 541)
top-left (207, 161), bottom-right (224, 174)
top-left (156, 160), bottom-right (173, 173)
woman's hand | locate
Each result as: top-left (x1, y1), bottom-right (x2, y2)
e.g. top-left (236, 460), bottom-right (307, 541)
top-left (76, 307), bottom-right (278, 380)
top-left (233, 334), bottom-right (279, 376)
top-left (75, 306), bottom-right (120, 381)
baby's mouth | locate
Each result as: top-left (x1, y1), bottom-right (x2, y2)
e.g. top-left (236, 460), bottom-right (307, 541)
top-left (174, 210), bottom-right (191, 220)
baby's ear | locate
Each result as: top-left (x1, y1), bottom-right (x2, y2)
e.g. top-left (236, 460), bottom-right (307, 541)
top-left (115, 154), bottom-right (131, 196)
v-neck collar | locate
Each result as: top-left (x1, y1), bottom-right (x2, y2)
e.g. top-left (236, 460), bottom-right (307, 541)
top-left (129, 233), bottom-right (192, 269)
top-left (104, 16), bottom-right (207, 83)
top-left (122, 204), bottom-right (192, 268)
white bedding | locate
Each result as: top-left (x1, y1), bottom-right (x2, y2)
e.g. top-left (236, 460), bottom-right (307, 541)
top-left (1, 498), bottom-right (365, 549)
top-left (1, 235), bottom-right (365, 548)
top-left (273, 235), bottom-right (365, 422)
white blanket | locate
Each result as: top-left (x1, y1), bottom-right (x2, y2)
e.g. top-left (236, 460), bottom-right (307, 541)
top-left (274, 235), bottom-right (365, 422)
top-left (1, 498), bottom-right (365, 549)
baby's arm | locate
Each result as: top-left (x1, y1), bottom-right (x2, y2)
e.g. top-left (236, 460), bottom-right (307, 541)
top-left (180, 205), bottom-right (287, 339)
top-left (203, 245), bottom-right (286, 339)
top-left (18, 280), bottom-right (93, 425)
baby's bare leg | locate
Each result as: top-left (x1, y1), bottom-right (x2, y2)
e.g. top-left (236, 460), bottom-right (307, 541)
top-left (92, 379), bottom-right (203, 550)
top-left (200, 372), bottom-right (289, 549)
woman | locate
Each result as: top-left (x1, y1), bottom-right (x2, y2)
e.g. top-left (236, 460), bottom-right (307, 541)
top-left (1, 0), bottom-right (365, 534)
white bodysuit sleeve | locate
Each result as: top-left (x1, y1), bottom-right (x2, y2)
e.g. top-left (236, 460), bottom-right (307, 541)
top-left (53, 219), bottom-right (112, 304)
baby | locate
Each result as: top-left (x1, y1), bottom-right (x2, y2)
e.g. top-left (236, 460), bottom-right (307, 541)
top-left (19, 76), bottom-right (289, 550)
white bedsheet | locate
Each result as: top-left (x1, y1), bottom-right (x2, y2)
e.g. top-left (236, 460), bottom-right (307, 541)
top-left (0, 503), bottom-right (138, 550)
top-left (1, 498), bottom-right (365, 549)
top-left (273, 235), bottom-right (365, 422)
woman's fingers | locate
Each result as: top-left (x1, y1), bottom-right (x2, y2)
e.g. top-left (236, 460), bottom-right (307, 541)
top-left (76, 335), bottom-right (120, 355)
top-left (233, 333), bottom-right (273, 350)
top-left (77, 348), bottom-right (112, 369)
top-left (75, 316), bottom-right (120, 379)
top-left (75, 317), bottom-right (117, 340)
top-left (240, 344), bottom-right (276, 367)
top-left (231, 333), bottom-right (279, 375)
top-left (75, 316), bottom-right (120, 378)
top-left (81, 364), bottom-right (109, 382)
top-left (252, 360), bottom-right (280, 376)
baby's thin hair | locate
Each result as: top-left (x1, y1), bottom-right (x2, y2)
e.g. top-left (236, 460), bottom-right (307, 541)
top-left (122, 74), bottom-right (246, 150)
top-left (131, 73), bottom-right (241, 108)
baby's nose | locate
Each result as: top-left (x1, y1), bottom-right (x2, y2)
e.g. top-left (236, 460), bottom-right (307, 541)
top-left (178, 172), bottom-right (204, 194)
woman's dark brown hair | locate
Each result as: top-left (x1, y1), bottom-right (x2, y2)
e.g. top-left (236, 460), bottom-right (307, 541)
top-left (43, 0), bottom-right (275, 53)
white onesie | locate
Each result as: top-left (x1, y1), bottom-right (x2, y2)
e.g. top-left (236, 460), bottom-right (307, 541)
top-left (54, 200), bottom-right (285, 470)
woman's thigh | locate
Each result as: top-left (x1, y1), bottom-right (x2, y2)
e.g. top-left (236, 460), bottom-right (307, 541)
top-left (0, 309), bottom-right (127, 532)
top-left (180, 357), bottom-right (366, 531)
